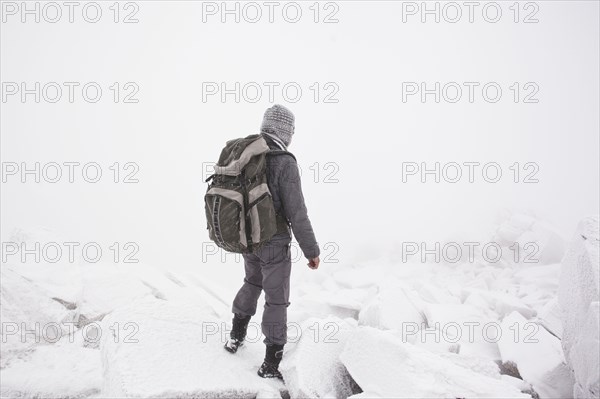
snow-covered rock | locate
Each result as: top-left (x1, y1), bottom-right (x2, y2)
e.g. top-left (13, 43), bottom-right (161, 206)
top-left (495, 213), bottom-right (536, 244)
top-left (294, 269), bottom-right (374, 320)
top-left (423, 302), bottom-right (502, 360)
top-left (569, 302), bottom-right (600, 399)
top-left (100, 296), bottom-right (284, 398)
top-left (463, 288), bottom-right (536, 319)
top-left (340, 326), bottom-right (530, 398)
top-left (415, 281), bottom-right (461, 305)
top-left (297, 286), bottom-right (370, 319)
top-left (0, 267), bottom-right (77, 362)
top-left (358, 283), bottom-right (425, 331)
top-left (494, 213), bottom-right (566, 265)
top-left (516, 221), bottom-right (567, 265)
top-left (537, 298), bottom-right (563, 339)
top-left (438, 351), bottom-right (504, 379)
top-left (79, 263), bottom-right (226, 321)
top-left (331, 265), bottom-right (381, 289)
top-left (0, 337), bottom-right (102, 398)
top-left (514, 263), bottom-right (562, 312)
top-left (497, 311), bottom-right (573, 398)
top-left (464, 290), bottom-right (495, 313)
top-left (406, 327), bottom-right (461, 354)
top-left (0, 218), bottom-right (582, 398)
top-left (487, 292), bottom-right (536, 320)
top-left (559, 215), bottom-right (600, 399)
top-left (279, 317), bottom-right (359, 398)
top-left (76, 263), bottom-right (154, 320)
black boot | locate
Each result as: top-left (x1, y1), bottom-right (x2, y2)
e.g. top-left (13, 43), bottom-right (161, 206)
top-left (224, 314), bottom-right (251, 353)
top-left (257, 343), bottom-right (284, 379)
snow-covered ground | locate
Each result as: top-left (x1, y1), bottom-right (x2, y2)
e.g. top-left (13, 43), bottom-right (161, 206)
top-left (1, 213), bottom-right (597, 398)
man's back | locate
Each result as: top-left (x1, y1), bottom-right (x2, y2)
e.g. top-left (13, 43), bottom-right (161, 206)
top-left (264, 135), bottom-right (320, 260)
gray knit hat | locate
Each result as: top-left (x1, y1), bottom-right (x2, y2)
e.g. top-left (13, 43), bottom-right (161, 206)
top-left (260, 104), bottom-right (295, 147)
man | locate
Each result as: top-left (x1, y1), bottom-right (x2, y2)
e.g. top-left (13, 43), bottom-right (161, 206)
top-left (224, 104), bottom-right (320, 379)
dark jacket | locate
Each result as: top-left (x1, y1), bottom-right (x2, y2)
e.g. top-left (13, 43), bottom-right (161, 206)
top-left (263, 134), bottom-right (320, 259)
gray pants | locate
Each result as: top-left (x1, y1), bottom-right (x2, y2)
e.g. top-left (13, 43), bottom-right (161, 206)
top-left (232, 234), bottom-right (292, 345)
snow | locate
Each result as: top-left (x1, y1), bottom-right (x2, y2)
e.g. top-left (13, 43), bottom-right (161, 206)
top-left (497, 311), bottom-right (574, 398)
top-left (1, 246), bottom-right (237, 398)
top-left (358, 282), bottom-right (425, 331)
top-left (559, 215), bottom-right (600, 399)
top-left (569, 302), bottom-right (600, 399)
top-left (415, 281), bottom-right (462, 305)
top-left (1, 215), bottom-right (586, 398)
top-left (537, 298), bottom-right (563, 339)
top-left (0, 338), bottom-right (103, 398)
top-left (340, 326), bottom-right (530, 398)
top-left (0, 267), bottom-right (77, 362)
top-left (100, 295), bottom-right (285, 398)
top-left (493, 214), bottom-right (567, 265)
top-left (76, 263), bottom-right (226, 320)
top-left (462, 288), bottom-right (537, 319)
top-left (407, 328), bottom-right (461, 354)
top-left (422, 302), bottom-right (501, 361)
top-left (514, 263), bottom-right (562, 313)
top-left (279, 317), bottom-right (358, 398)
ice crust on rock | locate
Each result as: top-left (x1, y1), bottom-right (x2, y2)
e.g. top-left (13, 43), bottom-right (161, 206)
top-left (498, 311), bottom-right (574, 398)
top-left (279, 317), bottom-right (359, 398)
top-left (340, 326), bottom-right (530, 398)
top-left (559, 215), bottom-right (600, 399)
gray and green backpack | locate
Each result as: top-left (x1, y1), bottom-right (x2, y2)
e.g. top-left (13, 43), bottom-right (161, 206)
top-left (204, 134), bottom-right (293, 254)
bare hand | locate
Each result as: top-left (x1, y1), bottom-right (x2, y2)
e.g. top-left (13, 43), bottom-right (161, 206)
top-left (307, 257), bottom-right (320, 270)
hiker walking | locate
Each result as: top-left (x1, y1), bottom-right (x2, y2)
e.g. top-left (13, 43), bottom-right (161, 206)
top-left (208, 105), bottom-right (320, 379)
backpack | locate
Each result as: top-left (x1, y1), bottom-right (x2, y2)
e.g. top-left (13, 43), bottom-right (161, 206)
top-left (204, 134), bottom-right (294, 254)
